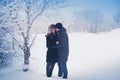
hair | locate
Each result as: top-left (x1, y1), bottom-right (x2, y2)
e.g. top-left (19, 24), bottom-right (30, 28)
top-left (47, 24), bottom-right (56, 38)
top-left (49, 24), bottom-right (55, 29)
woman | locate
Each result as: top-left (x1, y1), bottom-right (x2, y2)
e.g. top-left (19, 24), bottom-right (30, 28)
top-left (46, 24), bottom-right (58, 77)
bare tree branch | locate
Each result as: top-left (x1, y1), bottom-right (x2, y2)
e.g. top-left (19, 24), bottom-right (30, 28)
top-left (30, 35), bottom-right (37, 48)
top-left (1, 27), bottom-right (24, 50)
top-left (17, 24), bottom-right (26, 40)
top-left (30, 0), bottom-right (52, 26)
top-left (21, 32), bottom-right (26, 40)
top-left (12, 37), bottom-right (24, 50)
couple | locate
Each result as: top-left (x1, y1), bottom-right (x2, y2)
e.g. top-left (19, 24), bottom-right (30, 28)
top-left (45, 23), bottom-right (69, 79)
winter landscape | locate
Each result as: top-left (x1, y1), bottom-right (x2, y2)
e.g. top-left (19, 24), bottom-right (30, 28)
top-left (0, 0), bottom-right (120, 80)
top-left (0, 29), bottom-right (120, 80)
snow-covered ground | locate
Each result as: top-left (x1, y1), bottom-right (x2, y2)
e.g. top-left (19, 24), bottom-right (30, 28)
top-left (0, 29), bottom-right (120, 80)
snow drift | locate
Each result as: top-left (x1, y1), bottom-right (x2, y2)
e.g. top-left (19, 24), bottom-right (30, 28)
top-left (0, 29), bottom-right (120, 80)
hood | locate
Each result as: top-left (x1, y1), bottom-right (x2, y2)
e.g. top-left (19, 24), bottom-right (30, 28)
top-left (59, 27), bottom-right (66, 33)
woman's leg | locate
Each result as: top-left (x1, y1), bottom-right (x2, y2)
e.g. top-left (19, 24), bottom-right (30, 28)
top-left (46, 62), bottom-right (55, 77)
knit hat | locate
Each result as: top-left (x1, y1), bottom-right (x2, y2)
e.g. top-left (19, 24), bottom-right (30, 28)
top-left (55, 23), bottom-right (63, 29)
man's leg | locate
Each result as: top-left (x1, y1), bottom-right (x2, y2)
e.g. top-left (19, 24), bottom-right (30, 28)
top-left (62, 62), bottom-right (68, 79)
top-left (59, 62), bottom-right (68, 79)
top-left (58, 63), bottom-right (62, 77)
top-left (46, 62), bottom-right (55, 77)
top-left (58, 62), bottom-right (68, 79)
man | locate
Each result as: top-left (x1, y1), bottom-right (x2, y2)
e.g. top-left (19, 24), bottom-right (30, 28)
top-left (54, 23), bottom-right (69, 79)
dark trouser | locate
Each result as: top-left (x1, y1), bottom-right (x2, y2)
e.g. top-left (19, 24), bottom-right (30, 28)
top-left (46, 62), bottom-right (55, 77)
top-left (58, 62), bottom-right (68, 78)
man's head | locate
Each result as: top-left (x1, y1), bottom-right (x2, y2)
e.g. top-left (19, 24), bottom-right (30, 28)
top-left (55, 23), bottom-right (63, 32)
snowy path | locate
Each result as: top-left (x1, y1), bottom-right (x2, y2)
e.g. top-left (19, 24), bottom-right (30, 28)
top-left (1, 29), bottom-right (120, 80)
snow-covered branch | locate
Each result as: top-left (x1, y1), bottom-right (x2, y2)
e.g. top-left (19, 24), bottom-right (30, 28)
top-left (1, 27), bottom-right (24, 50)
top-left (30, 0), bottom-right (52, 26)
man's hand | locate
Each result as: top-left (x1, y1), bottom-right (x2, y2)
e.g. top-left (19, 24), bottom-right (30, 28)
top-left (56, 41), bottom-right (59, 45)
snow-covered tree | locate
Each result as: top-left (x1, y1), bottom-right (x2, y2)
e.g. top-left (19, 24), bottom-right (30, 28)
top-left (18, 0), bottom-right (68, 71)
top-left (114, 11), bottom-right (120, 28)
top-left (72, 9), bottom-right (104, 33)
top-left (0, 0), bottom-right (21, 68)
top-left (0, 29), bottom-right (12, 68)
top-left (0, 0), bottom-right (68, 70)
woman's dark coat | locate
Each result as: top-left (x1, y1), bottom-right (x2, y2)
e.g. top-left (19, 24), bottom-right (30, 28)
top-left (46, 33), bottom-right (58, 63)
top-left (54, 27), bottom-right (69, 63)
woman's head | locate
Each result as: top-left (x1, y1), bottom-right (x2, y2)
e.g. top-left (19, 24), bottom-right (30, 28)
top-left (49, 24), bottom-right (56, 34)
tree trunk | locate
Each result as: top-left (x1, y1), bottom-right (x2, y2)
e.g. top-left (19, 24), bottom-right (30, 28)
top-left (24, 46), bottom-right (30, 65)
top-left (23, 8), bottom-right (31, 71)
top-left (23, 43), bottom-right (30, 72)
